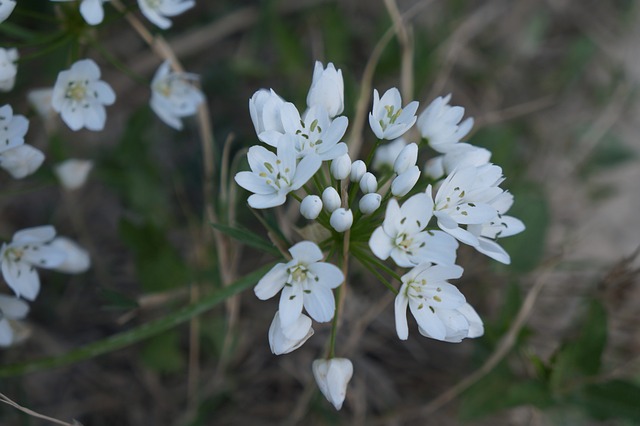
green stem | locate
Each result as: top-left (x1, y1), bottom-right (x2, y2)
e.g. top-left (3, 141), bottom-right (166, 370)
top-left (0, 264), bottom-right (274, 378)
top-left (353, 251), bottom-right (399, 295)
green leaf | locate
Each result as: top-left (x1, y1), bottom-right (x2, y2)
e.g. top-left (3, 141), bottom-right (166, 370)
top-left (210, 222), bottom-right (281, 256)
top-left (574, 380), bottom-right (640, 422)
top-left (549, 300), bottom-right (607, 394)
top-left (0, 263), bottom-right (274, 378)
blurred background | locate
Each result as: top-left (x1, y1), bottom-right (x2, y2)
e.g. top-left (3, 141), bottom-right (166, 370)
top-left (0, 0), bottom-right (639, 424)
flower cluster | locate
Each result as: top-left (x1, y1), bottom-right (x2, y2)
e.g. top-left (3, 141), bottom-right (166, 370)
top-left (236, 61), bottom-right (525, 410)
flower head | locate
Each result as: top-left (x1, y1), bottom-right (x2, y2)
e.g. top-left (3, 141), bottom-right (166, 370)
top-left (0, 226), bottom-right (66, 300)
top-left (150, 61), bottom-right (204, 130)
top-left (306, 61), bottom-right (344, 118)
top-left (268, 311), bottom-right (314, 355)
top-left (254, 241), bottom-right (344, 327)
top-left (0, 144), bottom-right (45, 179)
top-left (0, 105), bottom-right (28, 154)
top-left (137, 0), bottom-right (195, 29)
top-left (312, 358), bottom-right (353, 410)
top-left (0, 48), bottom-right (18, 92)
top-left (234, 135), bottom-right (321, 209)
top-left (51, 59), bottom-right (116, 131)
top-left (418, 94), bottom-right (473, 152)
top-left (369, 88), bottom-right (418, 140)
top-left (0, 295), bottom-right (29, 347)
top-left (369, 193), bottom-right (458, 267)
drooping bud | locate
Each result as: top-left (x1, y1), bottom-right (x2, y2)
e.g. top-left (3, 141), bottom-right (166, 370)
top-left (330, 153), bottom-right (351, 180)
top-left (312, 358), bottom-right (354, 410)
top-left (322, 187), bottom-right (341, 213)
top-left (359, 193), bottom-right (382, 215)
top-left (393, 142), bottom-right (418, 174)
top-left (269, 311), bottom-right (314, 355)
top-left (330, 208), bottom-right (353, 232)
top-left (391, 165), bottom-right (420, 197)
top-left (300, 195), bottom-right (323, 220)
top-left (359, 172), bottom-right (378, 194)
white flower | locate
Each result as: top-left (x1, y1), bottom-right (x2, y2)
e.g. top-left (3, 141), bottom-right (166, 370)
top-left (322, 187), bottom-right (341, 213)
top-left (0, 295), bottom-right (29, 347)
top-left (54, 159), bottom-right (93, 190)
top-left (393, 142), bottom-right (418, 174)
top-left (432, 165), bottom-right (505, 246)
top-left (50, 0), bottom-right (109, 25)
top-left (50, 237), bottom-right (91, 273)
top-left (312, 358), bottom-right (353, 410)
top-left (0, 48), bottom-right (18, 92)
top-left (372, 137), bottom-right (407, 171)
top-left (27, 88), bottom-right (55, 121)
top-left (306, 61), bottom-right (344, 118)
top-left (137, 0), bottom-right (194, 29)
top-left (234, 135), bottom-right (321, 209)
top-left (268, 311), bottom-right (314, 355)
top-left (330, 153), bottom-right (351, 180)
top-left (350, 159), bottom-right (366, 182)
top-left (0, 1), bottom-right (16, 23)
top-left (150, 60), bottom-right (204, 130)
top-left (0, 104), bottom-right (28, 153)
top-left (359, 193), bottom-right (381, 215)
top-left (330, 208), bottom-right (353, 232)
top-left (466, 191), bottom-right (525, 264)
top-left (424, 143), bottom-right (491, 180)
top-left (51, 59), bottom-right (116, 131)
top-left (262, 103), bottom-right (348, 161)
top-left (0, 226), bottom-right (66, 301)
top-left (369, 193), bottom-right (458, 267)
top-left (254, 241), bottom-right (343, 327)
top-left (249, 88), bottom-right (286, 139)
top-left (359, 172), bottom-right (377, 194)
top-left (394, 262), bottom-right (467, 341)
top-left (438, 302), bottom-right (484, 343)
top-left (368, 88), bottom-right (418, 140)
top-left (391, 165), bottom-right (420, 197)
top-left (0, 144), bottom-right (45, 179)
top-left (417, 94), bottom-right (473, 152)
top-left (300, 195), bottom-right (323, 220)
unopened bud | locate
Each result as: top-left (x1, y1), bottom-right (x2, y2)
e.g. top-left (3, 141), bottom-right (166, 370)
top-left (322, 187), bottom-right (341, 213)
top-left (393, 142), bottom-right (418, 174)
top-left (359, 193), bottom-right (382, 215)
top-left (350, 160), bottom-right (366, 182)
top-left (330, 153), bottom-right (351, 180)
top-left (391, 166), bottom-right (420, 197)
top-left (300, 195), bottom-right (323, 219)
top-left (312, 358), bottom-right (354, 410)
top-left (359, 172), bottom-right (378, 194)
top-left (330, 208), bottom-right (353, 232)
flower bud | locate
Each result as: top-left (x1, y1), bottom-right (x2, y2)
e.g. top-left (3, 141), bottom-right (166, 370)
top-left (393, 142), bottom-right (418, 174)
top-left (312, 358), bottom-right (354, 410)
top-left (249, 88), bottom-right (285, 138)
top-left (391, 165), bottom-right (420, 197)
top-left (50, 237), bottom-right (91, 274)
top-left (359, 193), bottom-right (382, 215)
top-left (307, 62), bottom-right (344, 118)
top-left (372, 137), bottom-right (406, 171)
top-left (0, 48), bottom-right (18, 92)
top-left (359, 172), bottom-right (378, 194)
top-left (330, 153), bottom-right (351, 180)
top-left (300, 195), bottom-right (323, 220)
top-left (322, 187), bottom-right (341, 213)
top-left (0, 144), bottom-right (45, 179)
top-left (54, 159), bottom-right (93, 190)
top-left (330, 208), bottom-right (353, 232)
top-left (350, 160), bottom-right (366, 182)
top-left (269, 311), bottom-right (314, 355)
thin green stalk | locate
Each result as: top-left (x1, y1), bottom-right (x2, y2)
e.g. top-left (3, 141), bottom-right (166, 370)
top-left (351, 245), bottom-right (402, 283)
top-left (353, 251), bottom-right (398, 295)
top-left (0, 264), bottom-right (274, 378)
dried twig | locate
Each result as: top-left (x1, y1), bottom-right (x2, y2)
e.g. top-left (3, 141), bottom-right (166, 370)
top-left (0, 393), bottom-right (77, 426)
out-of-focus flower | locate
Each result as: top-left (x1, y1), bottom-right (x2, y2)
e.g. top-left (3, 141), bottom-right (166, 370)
top-left (268, 311), bottom-right (314, 355)
top-left (312, 358), bottom-right (353, 410)
top-left (418, 94), bottom-right (473, 152)
top-left (137, 0), bottom-right (195, 29)
top-left (0, 295), bottom-right (29, 347)
top-left (254, 241), bottom-right (343, 327)
top-left (50, 0), bottom-right (109, 25)
top-left (372, 137), bottom-right (407, 171)
top-left (51, 59), bottom-right (115, 131)
top-left (423, 143), bottom-right (491, 180)
top-left (0, 48), bottom-right (18, 92)
top-left (0, 1), bottom-right (16, 23)
top-left (234, 135), bottom-right (321, 209)
top-left (306, 61), bottom-right (344, 118)
top-left (50, 237), bottom-right (91, 273)
top-left (0, 105), bottom-right (28, 153)
top-left (27, 88), bottom-right (55, 121)
top-left (369, 88), bottom-right (418, 140)
top-left (54, 159), bottom-right (93, 190)
top-left (0, 226), bottom-right (66, 300)
top-left (0, 145), bottom-right (45, 179)
top-left (150, 61), bottom-right (204, 130)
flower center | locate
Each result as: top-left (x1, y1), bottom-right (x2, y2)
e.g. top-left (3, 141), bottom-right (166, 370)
top-left (66, 81), bottom-right (88, 102)
top-left (3, 246), bottom-right (23, 262)
top-left (259, 160), bottom-right (292, 191)
top-left (395, 233), bottom-right (414, 254)
top-left (145, 0), bottom-right (161, 9)
top-left (288, 263), bottom-right (317, 285)
top-left (294, 119), bottom-right (323, 155)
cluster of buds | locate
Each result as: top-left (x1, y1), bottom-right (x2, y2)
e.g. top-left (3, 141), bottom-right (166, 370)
top-left (235, 62), bottom-right (525, 410)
